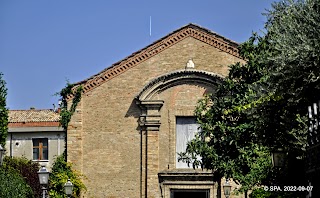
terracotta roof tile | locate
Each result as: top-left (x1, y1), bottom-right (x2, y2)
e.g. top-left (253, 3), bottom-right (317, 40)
top-left (9, 109), bottom-right (60, 123)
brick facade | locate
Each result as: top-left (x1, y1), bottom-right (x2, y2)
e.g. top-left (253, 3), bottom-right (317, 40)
top-left (67, 24), bottom-right (245, 198)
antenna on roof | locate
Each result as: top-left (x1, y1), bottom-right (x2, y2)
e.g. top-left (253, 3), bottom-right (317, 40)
top-left (149, 16), bottom-right (152, 37)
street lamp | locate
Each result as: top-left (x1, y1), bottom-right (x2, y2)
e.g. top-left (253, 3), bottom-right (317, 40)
top-left (271, 149), bottom-right (286, 168)
top-left (0, 144), bottom-right (6, 166)
top-left (223, 179), bottom-right (231, 198)
top-left (38, 165), bottom-right (49, 198)
top-left (64, 179), bottom-right (74, 198)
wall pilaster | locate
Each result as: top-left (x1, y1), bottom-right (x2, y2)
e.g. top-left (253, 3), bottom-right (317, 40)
top-left (137, 100), bottom-right (163, 198)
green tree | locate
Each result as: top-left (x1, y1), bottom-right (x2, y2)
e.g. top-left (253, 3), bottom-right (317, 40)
top-left (251, 0), bottom-right (319, 158)
top-left (249, 187), bottom-right (299, 198)
top-left (0, 168), bottom-right (34, 198)
top-left (246, 1), bottom-right (319, 194)
top-left (181, 0), bottom-right (317, 196)
top-left (179, 35), bottom-right (273, 196)
top-left (3, 156), bottom-right (42, 198)
top-left (0, 73), bottom-right (8, 147)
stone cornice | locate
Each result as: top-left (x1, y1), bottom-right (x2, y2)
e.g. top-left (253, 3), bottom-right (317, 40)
top-left (67, 23), bottom-right (240, 100)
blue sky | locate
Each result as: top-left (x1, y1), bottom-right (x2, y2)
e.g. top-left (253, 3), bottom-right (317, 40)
top-left (0, 0), bottom-right (275, 110)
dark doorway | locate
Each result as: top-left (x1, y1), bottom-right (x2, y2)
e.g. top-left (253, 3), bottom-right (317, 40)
top-left (171, 189), bottom-right (209, 198)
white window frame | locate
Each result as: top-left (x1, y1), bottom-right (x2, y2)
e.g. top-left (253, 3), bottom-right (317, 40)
top-left (176, 116), bottom-right (200, 168)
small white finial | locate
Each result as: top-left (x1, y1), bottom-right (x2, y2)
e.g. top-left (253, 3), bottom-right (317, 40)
top-left (186, 59), bottom-right (195, 69)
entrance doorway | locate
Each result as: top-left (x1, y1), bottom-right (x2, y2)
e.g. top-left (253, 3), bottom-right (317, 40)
top-left (170, 189), bottom-right (209, 198)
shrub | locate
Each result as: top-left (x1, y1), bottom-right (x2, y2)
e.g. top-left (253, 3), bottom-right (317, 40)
top-left (249, 187), bottom-right (303, 198)
top-left (3, 156), bottom-right (42, 197)
top-left (49, 153), bottom-right (86, 198)
top-left (0, 167), bottom-right (34, 198)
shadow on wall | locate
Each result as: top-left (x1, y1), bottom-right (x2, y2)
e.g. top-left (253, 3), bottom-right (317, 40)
top-left (125, 99), bottom-right (141, 118)
top-left (125, 99), bottom-right (141, 131)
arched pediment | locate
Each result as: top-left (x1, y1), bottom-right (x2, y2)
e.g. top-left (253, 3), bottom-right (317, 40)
top-left (136, 69), bottom-right (224, 101)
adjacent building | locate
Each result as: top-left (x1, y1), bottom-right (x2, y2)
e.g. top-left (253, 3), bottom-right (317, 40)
top-left (7, 109), bottom-right (64, 168)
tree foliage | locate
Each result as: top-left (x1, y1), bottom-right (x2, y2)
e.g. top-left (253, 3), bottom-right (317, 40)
top-left (253, 0), bottom-right (320, 155)
top-left (179, 34), bottom-right (273, 193)
top-left (0, 73), bottom-right (8, 147)
top-left (0, 167), bottom-right (34, 198)
top-left (3, 156), bottom-right (42, 198)
top-left (249, 187), bottom-right (299, 198)
top-left (48, 153), bottom-right (86, 198)
top-left (179, 0), bottom-right (319, 194)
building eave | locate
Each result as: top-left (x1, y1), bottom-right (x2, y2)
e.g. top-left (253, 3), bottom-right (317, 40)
top-left (67, 23), bottom-right (242, 100)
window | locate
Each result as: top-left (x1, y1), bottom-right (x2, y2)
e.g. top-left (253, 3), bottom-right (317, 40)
top-left (176, 117), bottom-right (200, 168)
top-left (33, 138), bottom-right (48, 160)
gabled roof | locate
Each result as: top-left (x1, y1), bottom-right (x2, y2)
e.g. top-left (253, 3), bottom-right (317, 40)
top-left (68, 23), bottom-right (241, 99)
top-left (9, 109), bottom-right (60, 127)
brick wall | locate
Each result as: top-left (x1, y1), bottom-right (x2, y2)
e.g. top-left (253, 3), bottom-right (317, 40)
top-left (67, 37), bottom-right (243, 197)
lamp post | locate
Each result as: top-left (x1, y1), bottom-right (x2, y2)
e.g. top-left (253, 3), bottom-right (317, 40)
top-left (37, 165), bottom-right (49, 198)
top-left (64, 179), bottom-right (74, 198)
top-left (271, 148), bottom-right (286, 168)
top-left (0, 144), bottom-right (6, 166)
top-left (223, 179), bottom-right (231, 198)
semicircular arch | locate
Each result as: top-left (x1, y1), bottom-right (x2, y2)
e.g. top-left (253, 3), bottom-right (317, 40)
top-left (136, 69), bottom-right (224, 101)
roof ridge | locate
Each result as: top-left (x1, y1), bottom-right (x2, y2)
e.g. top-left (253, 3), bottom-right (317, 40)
top-left (67, 23), bottom-right (242, 100)
top-left (9, 121), bottom-right (60, 123)
top-left (10, 109), bottom-right (55, 111)
top-left (186, 23), bottom-right (239, 45)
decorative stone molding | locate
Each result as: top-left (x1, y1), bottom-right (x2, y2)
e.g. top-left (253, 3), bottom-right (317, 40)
top-left (135, 69), bottom-right (223, 131)
top-left (136, 70), bottom-right (223, 101)
top-left (158, 170), bottom-right (215, 198)
top-left (136, 100), bottom-right (164, 131)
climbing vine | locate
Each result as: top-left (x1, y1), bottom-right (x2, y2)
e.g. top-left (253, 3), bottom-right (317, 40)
top-left (57, 82), bottom-right (83, 130)
top-left (53, 82), bottom-right (86, 197)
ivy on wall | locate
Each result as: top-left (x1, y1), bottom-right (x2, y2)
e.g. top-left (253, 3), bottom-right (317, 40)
top-left (53, 82), bottom-right (86, 197)
top-left (57, 83), bottom-right (83, 130)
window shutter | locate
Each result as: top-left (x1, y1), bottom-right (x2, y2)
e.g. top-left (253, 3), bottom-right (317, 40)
top-left (176, 117), bottom-right (200, 168)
